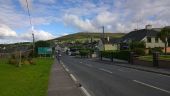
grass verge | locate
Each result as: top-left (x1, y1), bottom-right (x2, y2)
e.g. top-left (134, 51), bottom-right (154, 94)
top-left (0, 58), bottom-right (54, 96)
top-left (138, 55), bottom-right (170, 61)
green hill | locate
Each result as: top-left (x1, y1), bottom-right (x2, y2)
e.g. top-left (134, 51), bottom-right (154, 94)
top-left (53, 32), bottom-right (126, 42)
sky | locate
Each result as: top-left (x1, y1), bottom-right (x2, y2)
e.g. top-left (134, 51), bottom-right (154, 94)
top-left (0, 0), bottom-right (170, 44)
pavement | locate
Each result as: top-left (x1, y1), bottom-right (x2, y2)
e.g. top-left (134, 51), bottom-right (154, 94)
top-left (47, 59), bottom-right (84, 96)
top-left (62, 54), bottom-right (170, 96)
top-left (94, 57), bottom-right (170, 76)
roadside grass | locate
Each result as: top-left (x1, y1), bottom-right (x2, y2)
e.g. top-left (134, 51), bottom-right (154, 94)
top-left (138, 55), bottom-right (170, 61)
top-left (0, 58), bottom-right (54, 96)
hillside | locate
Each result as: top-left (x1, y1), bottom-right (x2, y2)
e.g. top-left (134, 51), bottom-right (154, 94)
top-left (53, 32), bottom-right (126, 42)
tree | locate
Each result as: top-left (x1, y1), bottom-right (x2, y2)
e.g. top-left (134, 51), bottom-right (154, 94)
top-left (157, 27), bottom-right (170, 55)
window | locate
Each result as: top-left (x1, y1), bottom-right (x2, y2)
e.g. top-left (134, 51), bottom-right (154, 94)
top-left (155, 37), bottom-right (158, 43)
top-left (147, 37), bottom-right (151, 43)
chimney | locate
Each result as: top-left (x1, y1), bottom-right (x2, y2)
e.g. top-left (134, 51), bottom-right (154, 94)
top-left (107, 36), bottom-right (110, 42)
top-left (145, 24), bottom-right (152, 30)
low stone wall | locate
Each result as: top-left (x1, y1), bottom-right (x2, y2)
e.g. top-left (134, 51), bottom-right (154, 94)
top-left (134, 58), bottom-right (153, 67)
top-left (134, 58), bottom-right (170, 69)
top-left (159, 60), bottom-right (170, 68)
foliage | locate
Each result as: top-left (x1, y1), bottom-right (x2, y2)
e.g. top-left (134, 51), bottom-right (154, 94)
top-left (101, 50), bottom-right (130, 60)
top-left (8, 51), bottom-right (35, 67)
top-left (79, 48), bottom-right (94, 57)
top-left (0, 58), bottom-right (54, 96)
top-left (157, 27), bottom-right (170, 54)
top-left (133, 48), bottom-right (145, 56)
top-left (157, 27), bottom-right (170, 42)
top-left (148, 47), bottom-right (163, 54)
top-left (79, 50), bottom-right (90, 57)
top-left (130, 41), bottom-right (145, 49)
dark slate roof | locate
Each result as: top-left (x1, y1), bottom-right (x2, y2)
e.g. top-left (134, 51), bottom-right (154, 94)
top-left (120, 29), bottom-right (159, 42)
top-left (101, 38), bottom-right (120, 44)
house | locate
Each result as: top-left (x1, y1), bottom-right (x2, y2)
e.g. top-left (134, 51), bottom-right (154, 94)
top-left (98, 37), bottom-right (120, 51)
top-left (121, 25), bottom-right (164, 48)
top-left (120, 25), bottom-right (170, 52)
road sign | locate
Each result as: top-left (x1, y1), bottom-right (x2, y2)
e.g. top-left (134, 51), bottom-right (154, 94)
top-left (38, 47), bottom-right (52, 55)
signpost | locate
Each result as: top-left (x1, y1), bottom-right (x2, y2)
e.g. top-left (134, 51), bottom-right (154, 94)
top-left (38, 47), bottom-right (52, 57)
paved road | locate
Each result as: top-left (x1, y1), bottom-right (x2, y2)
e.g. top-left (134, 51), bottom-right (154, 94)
top-left (61, 54), bottom-right (170, 96)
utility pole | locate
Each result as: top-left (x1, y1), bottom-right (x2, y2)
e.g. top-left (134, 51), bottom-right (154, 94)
top-left (103, 26), bottom-right (105, 51)
top-left (102, 26), bottom-right (105, 39)
top-left (32, 33), bottom-right (35, 57)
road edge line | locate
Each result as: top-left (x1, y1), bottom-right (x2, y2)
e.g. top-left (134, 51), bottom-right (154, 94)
top-left (61, 60), bottom-right (92, 96)
top-left (80, 86), bottom-right (91, 96)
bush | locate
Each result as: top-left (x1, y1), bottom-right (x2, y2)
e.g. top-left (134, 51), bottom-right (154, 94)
top-left (133, 48), bottom-right (145, 56)
top-left (100, 50), bottom-right (130, 61)
top-left (79, 50), bottom-right (90, 57)
top-left (114, 50), bottom-right (130, 60)
top-left (148, 47), bottom-right (163, 55)
top-left (100, 51), bottom-right (114, 58)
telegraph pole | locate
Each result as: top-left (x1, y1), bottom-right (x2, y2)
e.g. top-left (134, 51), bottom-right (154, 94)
top-left (102, 26), bottom-right (105, 39)
top-left (102, 26), bottom-right (105, 51)
top-left (32, 33), bottom-right (35, 57)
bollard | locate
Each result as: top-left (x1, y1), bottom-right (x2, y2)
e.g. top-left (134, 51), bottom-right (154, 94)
top-left (153, 52), bottom-right (159, 67)
top-left (129, 52), bottom-right (134, 64)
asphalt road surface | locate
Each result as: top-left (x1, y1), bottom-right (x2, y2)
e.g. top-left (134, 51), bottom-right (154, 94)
top-left (61, 54), bottom-right (170, 96)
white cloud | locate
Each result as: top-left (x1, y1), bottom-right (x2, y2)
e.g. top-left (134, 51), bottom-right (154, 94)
top-left (63, 14), bottom-right (97, 32)
top-left (96, 11), bottom-right (117, 26)
top-left (19, 29), bottom-right (55, 41)
top-left (0, 24), bottom-right (55, 43)
top-left (0, 24), bottom-right (17, 37)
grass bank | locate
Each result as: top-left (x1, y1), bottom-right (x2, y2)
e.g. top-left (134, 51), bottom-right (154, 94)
top-left (0, 58), bottom-right (54, 96)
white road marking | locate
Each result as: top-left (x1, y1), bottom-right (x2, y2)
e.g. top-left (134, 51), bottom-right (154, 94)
top-left (133, 80), bottom-right (170, 94)
top-left (80, 62), bottom-right (83, 63)
top-left (118, 69), bottom-right (125, 72)
top-left (156, 73), bottom-right (170, 78)
top-left (98, 68), bottom-right (113, 74)
top-left (70, 74), bottom-right (78, 82)
top-left (80, 86), bottom-right (91, 96)
top-left (65, 68), bottom-right (69, 72)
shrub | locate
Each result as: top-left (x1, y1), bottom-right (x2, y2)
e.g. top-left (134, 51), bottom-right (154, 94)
top-left (79, 50), bottom-right (90, 57)
top-left (100, 50), bottom-right (130, 61)
top-left (100, 51), bottom-right (114, 58)
top-left (148, 47), bottom-right (163, 55)
top-left (114, 50), bottom-right (130, 60)
top-left (133, 48), bottom-right (145, 56)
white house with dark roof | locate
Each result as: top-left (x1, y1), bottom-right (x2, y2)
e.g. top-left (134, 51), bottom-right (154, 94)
top-left (98, 37), bottom-right (120, 51)
top-left (120, 25), bottom-right (170, 52)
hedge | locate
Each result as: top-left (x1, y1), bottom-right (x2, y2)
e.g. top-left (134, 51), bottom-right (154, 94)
top-left (100, 50), bottom-right (130, 61)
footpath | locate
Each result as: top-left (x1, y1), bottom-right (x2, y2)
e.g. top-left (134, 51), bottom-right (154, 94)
top-left (47, 59), bottom-right (84, 96)
top-left (93, 58), bottom-right (170, 76)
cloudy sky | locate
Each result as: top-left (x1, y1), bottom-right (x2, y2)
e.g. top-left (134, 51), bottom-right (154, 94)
top-left (0, 0), bottom-right (170, 43)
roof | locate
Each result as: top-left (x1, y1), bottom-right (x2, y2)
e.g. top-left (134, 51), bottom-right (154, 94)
top-left (101, 38), bottom-right (120, 44)
top-left (120, 29), bottom-right (160, 42)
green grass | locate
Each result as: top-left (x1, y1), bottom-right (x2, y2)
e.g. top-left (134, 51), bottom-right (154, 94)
top-left (0, 58), bottom-right (54, 96)
top-left (138, 55), bottom-right (170, 61)
top-left (52, 32), bottom-right (125, 42)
